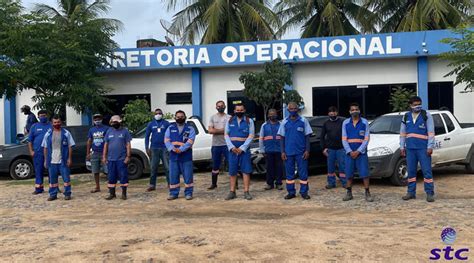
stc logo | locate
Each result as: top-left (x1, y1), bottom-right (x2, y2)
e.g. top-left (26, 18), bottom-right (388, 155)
top-left (430, 227), bottom-right (469, 260)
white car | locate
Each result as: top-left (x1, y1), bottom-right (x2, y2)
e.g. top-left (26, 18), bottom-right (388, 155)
top-left (129, 117), bottom-right (212, 179)
top-left (367, 110), bottom-right (474, 186)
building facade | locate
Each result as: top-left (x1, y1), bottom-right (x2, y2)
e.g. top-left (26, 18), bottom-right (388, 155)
top-left (1, 29), bottom-right (473, 144)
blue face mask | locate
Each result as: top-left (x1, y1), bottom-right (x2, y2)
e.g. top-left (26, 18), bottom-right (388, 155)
top-left (94, 120), bottom-right (102, 126)
top-left (411, 105), bottom-right (422, 113)
top-left (289, 110), bottom-right (298, 117)
top-left (39, 116), bottom-right (48, 123)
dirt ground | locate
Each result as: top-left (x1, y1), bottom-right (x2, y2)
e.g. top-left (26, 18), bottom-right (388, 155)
top-left (0, 166), bottom-right (473, 262)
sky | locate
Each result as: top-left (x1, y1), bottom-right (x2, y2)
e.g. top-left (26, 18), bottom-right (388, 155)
top-left (21, 0), bottom-right (300, 48)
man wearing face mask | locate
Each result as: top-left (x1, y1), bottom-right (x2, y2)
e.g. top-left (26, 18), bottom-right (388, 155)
top-left (321, 106), bottom-right (347, 189)
top-left (278, 102), bottom-right (312, 200)
top-left (21, 105), bottom-right (38, 135)
top-left (145, 108), bottom-right (170, 191)
top-left (86, 114), bottom-right (109, 193)
top-left (400, 96), bottom-right (435, 202)
top-left (42, 115), bottom-right (75, 201)
top-left (164, 110), bottom-right (196, 200)
top-left (28, 110), bottom-right (52, 195)
top-left (103, 115), bottom-right (132, 200)
top-left (341, 103), bottom-right (373, 202)
top-left (207, 100), bottom-right (230, 190)
top-left (259, 109), bottom-right (283, 190)
top-left (224, 104), bottom-right (255, 200)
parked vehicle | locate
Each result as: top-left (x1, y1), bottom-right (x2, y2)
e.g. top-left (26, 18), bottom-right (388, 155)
top-left (0, 126), bottom-right (89, 180)
top-left (368, 110), bottom-right (474, 186)
top-left (127, 116), bottom-right (212, 179)
top-left (251, 116), bottom-right (331, 174)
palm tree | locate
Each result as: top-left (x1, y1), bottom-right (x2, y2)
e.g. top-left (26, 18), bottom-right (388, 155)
top-left (275, 0), bottom-right (376, 38)
top-left (365, 0), bottom-right (472, 32)
top-left (165, 0), bottom-right (280, 45)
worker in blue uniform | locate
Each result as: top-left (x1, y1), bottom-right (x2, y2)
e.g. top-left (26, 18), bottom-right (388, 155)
top-left (21, 105), bottom-right (38, 135)
top-left (28, 110), bottom-right (52, 194)
top-left (42, 115), bottom-right (75, 201)
top-left (400, 96), bottom-right (436, 202)
top-left (259, 109), bottom-right (283, 190)
top-left (278, 102), bottom-right (312, 200)
top-left (224, 103), bottom-right (255, 200)
top-left (86, 113), bottom-right (109, 193)
top-left (103, 115), bottom-right (132, 200)
top-left (145, 108), bottom-right (170, 191)
top-left (341, 103), bottom-right (373, 202)
top-left (164, 110), bottom-right (196, 200)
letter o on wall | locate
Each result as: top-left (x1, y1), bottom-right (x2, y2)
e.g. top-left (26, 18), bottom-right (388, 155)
top-left (222, 46), bottom-right (238, 63)
top-left (157, 50), bottom-right (173, 65)
top-left (328, 39), bottom-right (348, 57)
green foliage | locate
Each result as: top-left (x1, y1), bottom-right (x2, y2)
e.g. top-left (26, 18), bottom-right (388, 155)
top-left (0, 0), bottom-right (121, 116)
top-left (239, 59), bottom-right (293, 119)
top-left (389, 86), bottom-right (416, 112)
top-left (163, 112), bottom-right (175, 120)
top-left (122, 99), bottom-right (153, 133)
top-left (441, 27), bottom-right (473, 93)
top-left (283, 89), bottom-right (303, 107)
top-left (165, 0), bottom-right (280, 44)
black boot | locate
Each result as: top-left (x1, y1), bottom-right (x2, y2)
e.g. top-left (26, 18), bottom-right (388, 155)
top-left (105, 188), bottom-right (116, 200)
top-left (343, 187), bottom-right (353, 201)
top-left (121, 188), bottom-right (127, 200)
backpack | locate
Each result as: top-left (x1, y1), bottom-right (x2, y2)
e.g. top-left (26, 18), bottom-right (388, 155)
top-left (402, 110), bottom-right (428, 124)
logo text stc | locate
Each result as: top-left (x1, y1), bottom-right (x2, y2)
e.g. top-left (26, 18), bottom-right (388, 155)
top-left (430, 227), bottom-right (469, 260)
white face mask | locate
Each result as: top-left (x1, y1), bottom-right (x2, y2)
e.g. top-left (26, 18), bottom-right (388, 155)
top-left (154, 114), bottom-right (163, 121)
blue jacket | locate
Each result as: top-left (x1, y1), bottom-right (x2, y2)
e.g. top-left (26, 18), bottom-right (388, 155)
top-left (41, 128), bottom-right (75, 167)
top-left (165, 123), bottom-right (196, 162)
top-left (342, 117), bottom-right (370, 154)
top-left (145, 119), bottom-right (170, 149)
top-left (225, 116), bottom-right (255, 152)
top-left (259, 121), bottom-right (281, 153)
top-left (277, 116), bottom-right (312, 156)
top-left (400, 112), bottom-right (435, 150)
top-left (28, 122), bottom-right (52, 153)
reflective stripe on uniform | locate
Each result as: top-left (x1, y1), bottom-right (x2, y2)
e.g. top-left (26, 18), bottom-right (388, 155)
top-left (407, 133), bottom-right (428, 140)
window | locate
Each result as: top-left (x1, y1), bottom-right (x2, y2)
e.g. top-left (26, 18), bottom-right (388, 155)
top-left (428, 82), bottom-right (453, 112)
top-left (442, 113), bottom-right (455, 133)
top-left (370, 115), bottom-right (402, 134)
top-left (432, 114), bottom-right (446, 135)
top-left (186, 121), bottom-right (199, 135)
top-left (166, 92), bottom-right (192, 104)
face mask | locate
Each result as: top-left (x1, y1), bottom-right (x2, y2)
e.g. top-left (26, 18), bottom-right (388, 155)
top-left (39, 116), bottom-right (48, 123)
top-left (235, 112), bottom-right (244, 118)
top-left (154, 114), bottom-right (163, 121)
top-left (217, 107), bottom-right (225, 113)
top-left (411, 105), bottom-right (422, 113)
top-left (176, 118), bottom-right (185, 124)
top-left (329, 116), bottom-right (337, 121)
top-left (53, 124), bottom-right (61, 129)
top-left (94, 120), bottom-right (102, 126)
top-left (289, 110), bottom-right (298, 117)
top-left (111, 122), bottom-right (120, 129)
top-left (268, 115), bottom-right (277, 121)
top-left (350, 111), bottom-right (360, 118)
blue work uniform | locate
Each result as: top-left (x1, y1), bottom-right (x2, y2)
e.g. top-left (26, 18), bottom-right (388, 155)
top-left (278, 116), bottom-right (312, 195)
top-left (42, 128), bottom-right (75, 197)
top-left (28, 122), bottom-right (52, 193)
top-left (145, 119), bottom-right (170, 187)
top-left (104, 128), bottom-right (132, 190)
top-left (87, 124), bottom-right (109, 173)
top-left (342, 117), bottom-right (370, 179)
top-left (225, 116), bottom-right (255, 176)
top-left (165, 123), bottom-right (196, 197)
top-left (320, 118), bottom-right (346, 188)
top-left (25, 113), bottom-right (38, 134)
top-left (259, 121), bottom-right (283, 187)
top-left (400, 111), bottom-right (435, 195)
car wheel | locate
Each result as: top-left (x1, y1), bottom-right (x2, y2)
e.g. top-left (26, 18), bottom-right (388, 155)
top-left (128, 156), bottom-right (144, 180)
top-left (390, 158), bottom-right (408, 186)
top-left (466, 154), bottom-right (474, 174)
top-left (10, 159), bottom-right (34, 180)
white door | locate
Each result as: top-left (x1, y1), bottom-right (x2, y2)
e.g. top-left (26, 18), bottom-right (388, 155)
top-left (431, 113), bottom-right (449, 165)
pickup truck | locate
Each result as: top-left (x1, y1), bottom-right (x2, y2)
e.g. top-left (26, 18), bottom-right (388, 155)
top-left (127, 116), bottom-right (212, 179)
top-left (367, 110), bottom-right (474, 186)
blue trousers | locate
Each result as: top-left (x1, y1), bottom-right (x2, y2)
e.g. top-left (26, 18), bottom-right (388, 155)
top-left (406, 148), bottom-right (434, 195)
top-left (169, 160), bottom-right (194, 197)
top-left (48, 163), bottom-right (71, 197)
top-left (345, 153), bottom-right (369, 179)
top-left (285, 154), bottom-right (309, 195)
top-left (228, 150), bottom-right (252, 176)
top-left (33, 153), bottom-right (46, 192)
top-left (211, 145), bottom-right (228, 172)
top-left (327, 149), bottom-right (347, 187)
top-left (107, 160), bottom-right (129, 189)
top-left (265, 152), bottom-right (283, 187)
top-left (149, 148), bottom-right (170, 187)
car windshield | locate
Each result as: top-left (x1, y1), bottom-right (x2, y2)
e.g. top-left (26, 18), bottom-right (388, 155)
top-left (370, 115), bottom-right (403, 134)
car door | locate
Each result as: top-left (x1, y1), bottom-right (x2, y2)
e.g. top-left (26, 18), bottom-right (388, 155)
top-left (440, 113), bottom-right (469, 162)
top-left (187, 120), bottom-right (212, 161)
top-left (431, 114), bottom-right (448, 165)
top-left (68, 126), bottom-right (89, 168)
